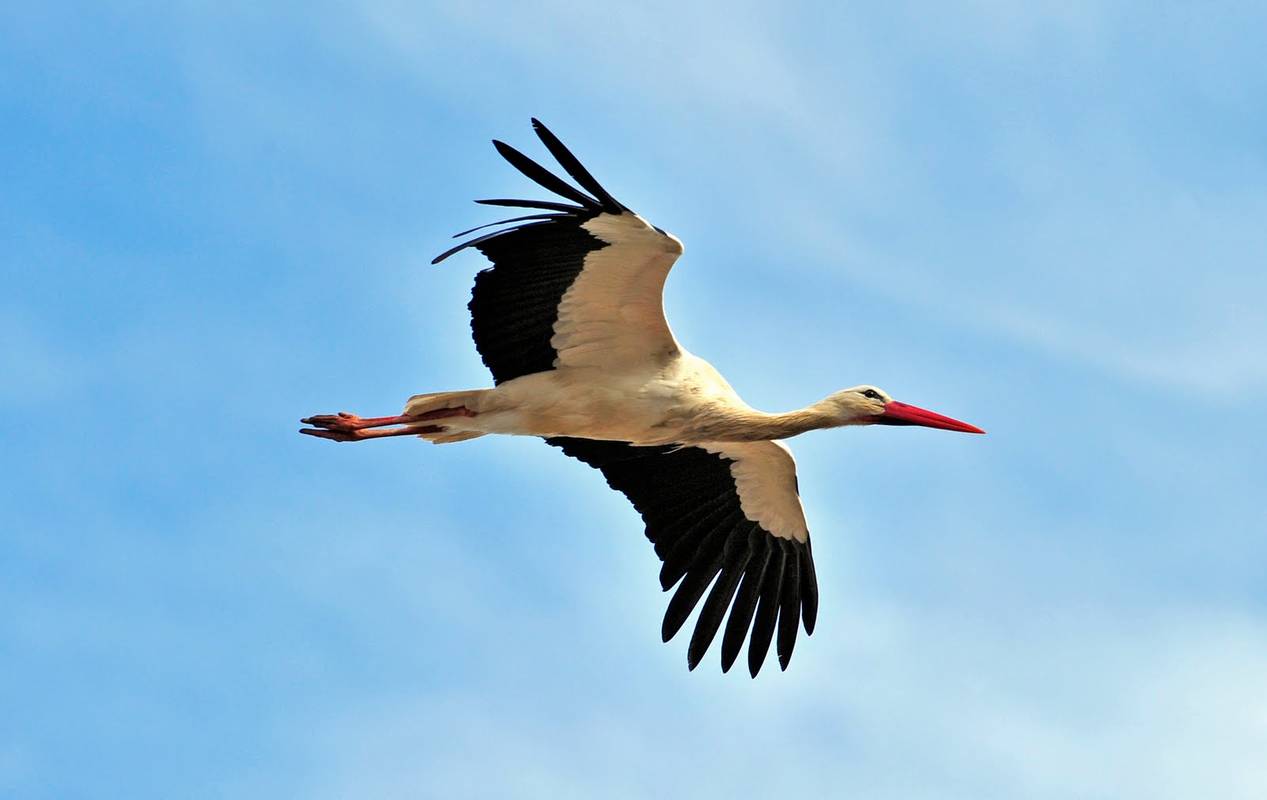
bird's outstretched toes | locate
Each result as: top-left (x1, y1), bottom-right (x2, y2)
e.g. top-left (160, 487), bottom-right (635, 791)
top-left (300, 412), bottom-right (373, 442)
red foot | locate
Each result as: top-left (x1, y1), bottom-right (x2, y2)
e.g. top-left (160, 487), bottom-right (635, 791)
top-left (300, 412), bottom-right (407, 431)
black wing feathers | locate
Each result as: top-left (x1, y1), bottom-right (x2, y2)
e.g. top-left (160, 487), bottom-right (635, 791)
top-left (431, 220), bottom-right (558, 267)
top-left (659, 504), bottom-right (740, 589)
top-left (748, 546), bottom-right (786, 677)
top-left (451, 213), bottom-right (570, 239)
top-left (530, 118), bottom-right (625, 213)
top-left (467, 221), bottom-right (604, 383)
top-left (662, 543), bottom-right (725, 644)
top-left (435, 120), bottom-right (634, 384)
top-left (687, 524), bottom-right (756, 670)
top-left (720, 533), bottom-right (772, 672)
top-left (491, 139), bottom-right (603, 209)
top-left (800, 542), bottom-right (820, 635)
top-left (776, 544), bottom-right (802, 669)
top-left (547, 437), bottom-right (816, 676)
top-left (473, 198), bottom-right (587, 213)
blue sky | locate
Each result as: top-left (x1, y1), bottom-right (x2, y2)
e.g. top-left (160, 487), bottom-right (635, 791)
top-left (3, 2), bottom-right (1266, 797)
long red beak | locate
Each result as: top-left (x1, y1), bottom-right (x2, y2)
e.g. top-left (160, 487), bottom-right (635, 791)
top-left (877, 401), bottom-right (985, 434)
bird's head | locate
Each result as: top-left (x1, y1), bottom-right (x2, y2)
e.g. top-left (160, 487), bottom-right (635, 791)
top-left (824, 385), bottom-right (985, 434)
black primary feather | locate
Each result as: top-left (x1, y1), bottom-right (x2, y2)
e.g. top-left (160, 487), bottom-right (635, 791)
top-left (491, 139), bottom-right (601, 209)
top-left (661, 548), bottom-right (725, 643)
top-left (431, 220), bottom-right (558, 265)
top-left (531, 118), bottom-right (625, 213)
top-left (648, 492), bottom-right (735, 561)
top-left (546, 438), bottom-right (817, 676)
top-left (799, 543), bottom-right (819, 635)
top-left (687, 525), bottom-right (756, 670)
top-left (748, 545), bottom-right (786, 678)
top-left (776, 542), bottom-right (802, 670)
top-left (720, 529), bottom-right (772, 672)
top-left (658, 507), bottom-right (742, 590)
top-left (451, 213), bottom-right (570, 239)
top-left (475, 198), bottom-right (587, 212)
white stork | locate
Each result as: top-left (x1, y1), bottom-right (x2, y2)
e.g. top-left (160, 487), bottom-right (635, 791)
top-left (301, 120), bottom-right (984, 676)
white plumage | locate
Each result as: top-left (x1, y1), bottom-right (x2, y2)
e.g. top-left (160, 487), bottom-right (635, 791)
top-left (301, 120), bottom-right (983, 675)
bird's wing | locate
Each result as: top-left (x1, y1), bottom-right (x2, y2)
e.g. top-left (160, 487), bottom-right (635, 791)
top-left (434, 119), bottom-right (684, 384)
top-left (546, 437), bottom-right (818, 676)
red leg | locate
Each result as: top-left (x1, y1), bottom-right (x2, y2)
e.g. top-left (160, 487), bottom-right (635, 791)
top-left (299, 424), bottom-right (443, 442)
top-left (299, 406), bottom-right (478, 443)
top-left (300, 412), bottom-right (411, 431)
top-left (301, 407), bottom-right (476, 431)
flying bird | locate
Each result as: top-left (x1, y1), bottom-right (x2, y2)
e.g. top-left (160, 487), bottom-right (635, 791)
top-left (301, 119), bottom-right (984, 676)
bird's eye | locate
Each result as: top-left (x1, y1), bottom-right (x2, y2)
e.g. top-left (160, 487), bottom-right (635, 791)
top-left (861, 389), bottom-right (883, 400)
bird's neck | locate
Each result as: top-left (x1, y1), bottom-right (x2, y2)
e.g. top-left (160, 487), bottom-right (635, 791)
top-left (760, 401), bottom-right (849, 439)
top-left (693, 400), bottom-right (844, 441)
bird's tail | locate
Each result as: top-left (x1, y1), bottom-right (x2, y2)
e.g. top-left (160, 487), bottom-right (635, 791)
top-left (402, 389), bottom-right (490, 444)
